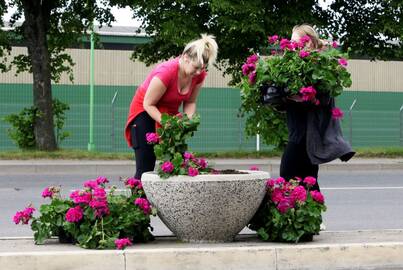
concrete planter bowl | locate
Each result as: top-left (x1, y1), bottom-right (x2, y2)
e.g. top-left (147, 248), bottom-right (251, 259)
top-left (141, 170), bottom-right (270, 243)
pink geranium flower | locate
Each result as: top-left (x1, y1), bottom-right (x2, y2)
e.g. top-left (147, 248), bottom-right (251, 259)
top-left (41, 187), bottom-right (54, 198)
top-left (300, 35), bottom-right (311, 45)
top-left (188, 167), bottom-right (199, 177)
top-left (268, 35), bottom-right (279, 44)
top-left (291, 186), bottom-right (307, 203)
top-left (299, 50), bottom-right (310, 58)
top-left (248, 71), bottom-right (256, 84)
top-left (161, 161), bottom-right (174, 173)
top-left (332, 41), bottom-right (339, 48)
top-left (299, 86), bottom-right (317, 101)
top-left (303, 176), bottom-right (317, 187)
top-left (310, 190), bottom-right (325, 204)
top-left (249, 165), bottom-right (260, 171)
top-left (146, 132), bottom-right (159, 144)
top-left (83, 180), bottom-right (99, 189)
top-left (13, 206), bottom-right (35, 225)
top-left (241, 63), bottom-right (256, 76)
top-left (246, 54), bottom-right (259, 64)
top-left (332, 107), bottom-right (344, 119)
top-left (65, 206), bottom-right (83, 223)
top-left (134, 198), bottom-right (151, 214)
top-left (70, 190), bottom-right (92, 204)
top-left (115, 238), bottom-right (132, 250)
top-left (338, 58), bottom-right (348, 67)
top-left (125, 177), bottom-right (142, 189)
top-left (183, 152), bottom-right (194, 160)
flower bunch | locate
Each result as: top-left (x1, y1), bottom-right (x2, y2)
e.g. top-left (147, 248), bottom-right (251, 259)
top-left (239, 34), bottom-right (352, 148)
top-left (146, 113), bottom-right (212, 178)
top-left (248, 176), bottom-right (326, 243)
top-left (14, 176), bottom-right (155, 249)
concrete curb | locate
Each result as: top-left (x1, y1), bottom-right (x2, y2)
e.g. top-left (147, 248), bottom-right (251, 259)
top-left (0, 158), bottom-right (402, 175)
top-left (1, 230), bottom-right (403, 270)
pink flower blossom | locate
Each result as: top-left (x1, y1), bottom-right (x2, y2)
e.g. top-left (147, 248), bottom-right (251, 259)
top-left (90, 188), bottom-right (109, 217)
top-left (275, 177), bottom-right (286, 185)
top-left (125, 177), bottom-right (142, 189)
top-left (299, 50), bottom-right (310, 58)
top-left (271, 50), bottom-right (277, 55)
top-left (338, 58), bottom-right (348, 67)
top-left (83, 180), bottom-right (99, 189)
top-left (271, 188), bottom-right (284, 203)
top-left (188, 167), bottom-right (199, 177)
top-left (248, 71), bottom-right (257, 84)
top-left (279, 38), bottom-right (291, 50)
top-left (13, 206), bottom-right (35, 225)
top-left (303, 176), bottom-right (317, 187)
top-left (70, 190), bottom-right (92, 204)
top-left (277, 198), bottom-right (292, 213)
top-left (268, 35), bottom-right (279, 44)
top-left (65, 206), bottom-right (83, 223)
top-left (115, 238), bottom-right (132, 250)
top-left (249, 166), bottom-right (260, 171)
top-left (146, 132), bottom-right (159, 143)
top-left (299, 86), bottom-right (317, 101)
top-left (266, 179), bottom-right (275, 188)
top-left (183, 152), bottom-right (194, 160)
top-left (300, 35), bottom-right (311, 45)
top-left (96, 176), bottom-right (109, 185)
top-left (241, 63), bottom-right (255, 76)
top-left (246, 54), bottom-right (259, 64)
top-left (291, 186), bottom-right (307, 203)
top-left (332, 41), bottom-right (339, 48)
top-left (161, 161), bottom-right (174, 173)
top-left (197, 158), bottom-right (208, 169)
top-left (41, 187), bottom-right (54, 198)
top-left (134, 198), bottom-right (151, 214)
top-left (310, 190), bottom-right (325, 204)
top-left (332, 107), bottom-right (344, 119)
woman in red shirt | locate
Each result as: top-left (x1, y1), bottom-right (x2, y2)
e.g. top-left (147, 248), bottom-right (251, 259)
top-left (125, 34), bottom-right (218, 179)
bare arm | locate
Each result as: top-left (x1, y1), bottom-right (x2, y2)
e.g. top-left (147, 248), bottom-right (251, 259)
top-left (143, 77), bottom-right (167, 123)
top-left (183, 82), bottom-right (203, 118)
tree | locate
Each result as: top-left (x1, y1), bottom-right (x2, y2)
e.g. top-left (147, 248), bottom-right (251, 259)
top-left (120, 0), bottom-right (328, 84)
top-left (0, 0), bottom-right (115, 150)
top-left (328, 0), bottom-right (403, 60)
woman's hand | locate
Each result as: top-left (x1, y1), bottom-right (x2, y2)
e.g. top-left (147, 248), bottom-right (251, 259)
top-left (287, 94), bottom-right (304, 102)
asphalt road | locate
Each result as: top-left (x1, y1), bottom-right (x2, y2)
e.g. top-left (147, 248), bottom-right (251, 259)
top-left (1, 170), bottom-right (403, 237)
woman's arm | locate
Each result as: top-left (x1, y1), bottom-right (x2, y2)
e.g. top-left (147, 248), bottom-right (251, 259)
top-left (183, 82), bottom-right (203, 118)
top-left (143, 77), bottom-right (168, 123)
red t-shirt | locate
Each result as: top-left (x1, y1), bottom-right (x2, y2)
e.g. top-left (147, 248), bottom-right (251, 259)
top-left (125, 57), bottom-right (207, 147)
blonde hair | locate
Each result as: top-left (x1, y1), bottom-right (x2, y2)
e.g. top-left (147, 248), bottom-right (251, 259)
top-left (182, 34), bottom-right (218, 66)
top-left (292, 24), bottom-right (324, 49)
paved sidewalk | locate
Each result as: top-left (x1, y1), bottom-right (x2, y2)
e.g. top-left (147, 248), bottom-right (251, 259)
top-left (1, 230), bottom-right (403, 270)
top-left (0, 157), bottom-right (402, 175)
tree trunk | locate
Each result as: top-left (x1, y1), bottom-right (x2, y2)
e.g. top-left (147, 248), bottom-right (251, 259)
top-left (22, 0), bottom-right (56, 150)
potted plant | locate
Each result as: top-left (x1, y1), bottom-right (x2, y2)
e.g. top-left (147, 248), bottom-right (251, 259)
top-left (239, 34), bottom-right (352, 148)
top-left (14, 176), bottom-right (154, 249)
top-left (141, 113), bottom-right (270, 242)
top-left (248, 176), bottom-right (327, 242)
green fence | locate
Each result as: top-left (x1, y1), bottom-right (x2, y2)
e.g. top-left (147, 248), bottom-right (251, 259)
top-left (1, 83), bottom-right (402, 152)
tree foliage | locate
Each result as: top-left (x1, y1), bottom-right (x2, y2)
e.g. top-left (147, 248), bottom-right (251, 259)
top-left (0, 0), bottom-right (115, 150)
top-left (327, 0), bottom-right (403, 60)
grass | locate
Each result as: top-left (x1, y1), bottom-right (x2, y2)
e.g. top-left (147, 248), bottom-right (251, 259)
top-left (1, 147), bottom-right (403, 159)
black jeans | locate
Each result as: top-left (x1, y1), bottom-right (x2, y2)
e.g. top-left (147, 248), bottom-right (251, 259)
top-left (131, 111), bottom-right (156, 179)
top-left (280, 140), bottom-right (320, 191)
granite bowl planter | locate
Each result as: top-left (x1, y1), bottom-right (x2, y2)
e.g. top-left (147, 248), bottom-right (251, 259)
top-left (141, 170), bottom-right (270, 243)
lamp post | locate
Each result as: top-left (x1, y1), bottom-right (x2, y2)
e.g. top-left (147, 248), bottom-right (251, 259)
top-left (88, 25), bottom-right (96, 151)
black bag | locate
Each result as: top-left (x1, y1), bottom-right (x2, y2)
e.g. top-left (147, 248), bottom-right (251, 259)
top-left (260, 84), bottom-right (287, 105)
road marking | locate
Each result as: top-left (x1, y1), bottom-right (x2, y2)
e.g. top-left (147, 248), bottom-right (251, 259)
top-left (322, 186), bottom-right (403, 190)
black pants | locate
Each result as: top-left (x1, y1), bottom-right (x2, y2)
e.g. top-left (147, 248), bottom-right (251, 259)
top-left (280, 140), bottom-right (320, 191)
top-left (131, 111), bottom-right (156, 179)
